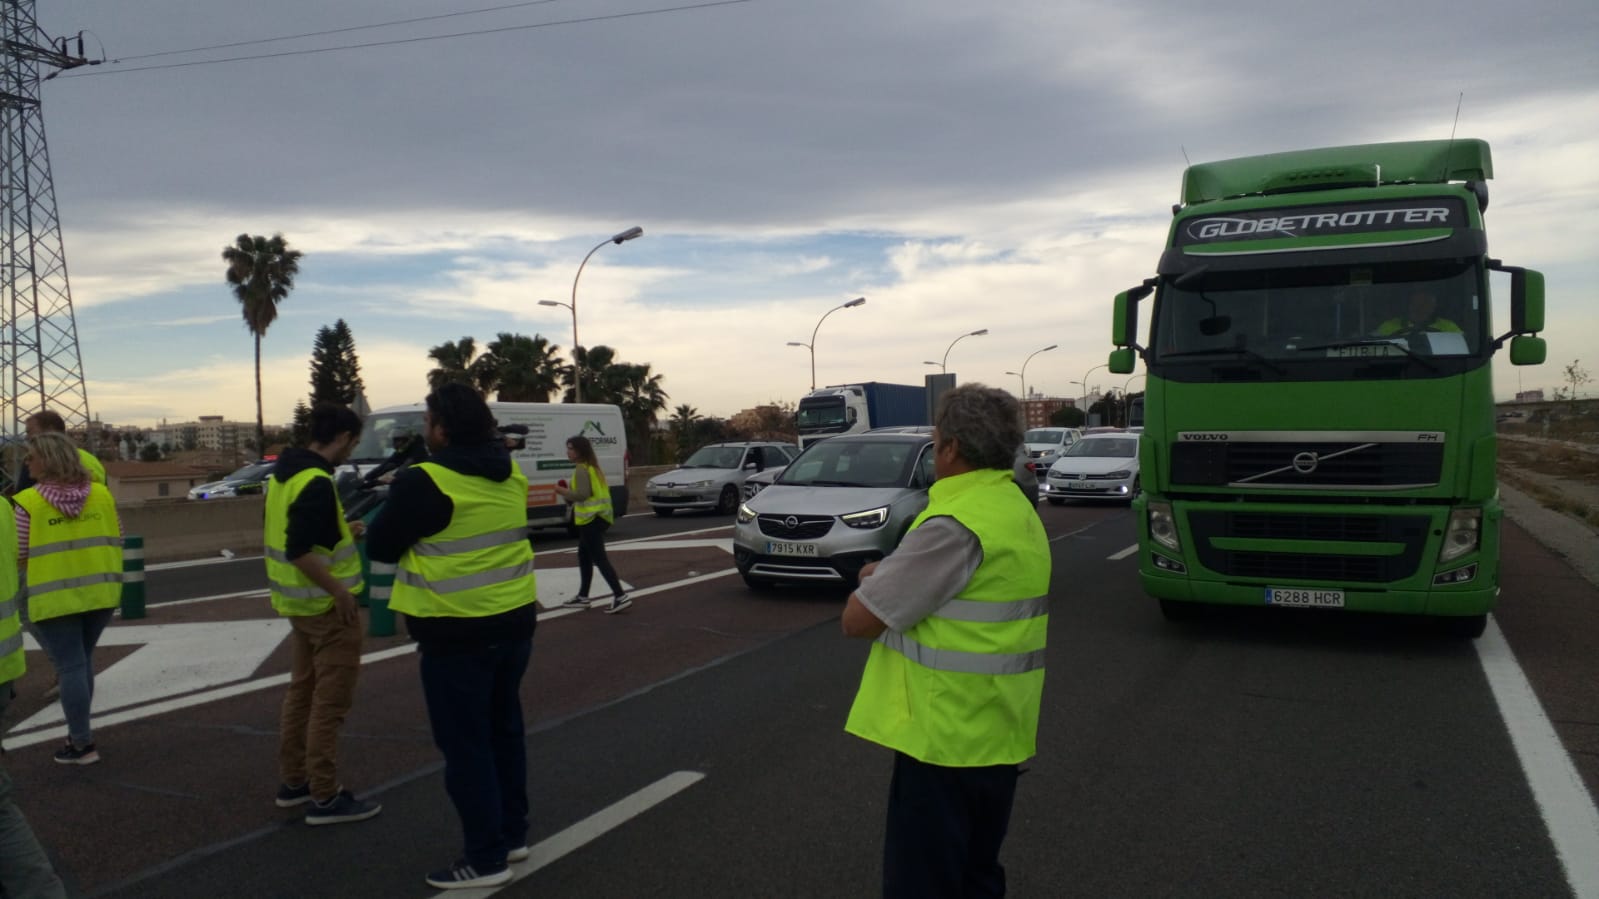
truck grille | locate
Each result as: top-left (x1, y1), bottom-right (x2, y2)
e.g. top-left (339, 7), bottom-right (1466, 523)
top-left (1171, 442), bottom-right (1444, 488)
top-left (1187, 510), bottom-right (1430, 583)
top-left (757, 515), bottom-right (835, 540)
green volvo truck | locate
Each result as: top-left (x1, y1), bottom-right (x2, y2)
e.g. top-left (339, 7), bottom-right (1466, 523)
top-left (1107, 140), bottom-right (1546, 637)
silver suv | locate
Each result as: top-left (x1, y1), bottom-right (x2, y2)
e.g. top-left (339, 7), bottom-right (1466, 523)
top-left (733, 432), bottom-right (935, 589)
top-left (647, 442), bottom-right (799, 516)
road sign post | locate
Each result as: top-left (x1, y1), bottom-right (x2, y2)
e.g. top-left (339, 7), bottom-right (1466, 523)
top-left (121, 535), bottom-right (146, 619)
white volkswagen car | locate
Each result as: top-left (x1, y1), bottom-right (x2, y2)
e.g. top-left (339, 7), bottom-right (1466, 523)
top-left (1042, 432), bottom-right (1141, 503)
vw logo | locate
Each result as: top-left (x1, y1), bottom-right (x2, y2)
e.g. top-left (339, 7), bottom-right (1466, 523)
top-left (784, 516), bottom-right (799, 529)
top-left (1078, 474), bottom-right (1087, 481)
top-left (1292, 451), bottom-right (1319, 474)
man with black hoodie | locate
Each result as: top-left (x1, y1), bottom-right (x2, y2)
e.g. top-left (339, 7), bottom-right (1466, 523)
top-left (365, 383), bottom-right (538, 891)
top-left (264, 402), bottom-right (382, 825)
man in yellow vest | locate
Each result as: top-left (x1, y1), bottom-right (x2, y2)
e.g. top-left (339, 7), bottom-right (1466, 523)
top-left (264, 403), bottom-right (381, 826)
top-left (13, 410), bottom-right (106, 493)
top-left (366, 383), bottom-right (538, 891)
top-left (0, 500), bottom-right (69, 897)
top-left (1374, 289), bottom-right (1462, 337)
top-left (843, 384), bottom-right (1052, 898)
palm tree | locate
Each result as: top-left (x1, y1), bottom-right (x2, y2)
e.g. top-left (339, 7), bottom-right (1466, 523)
top-left (614, 362), bottom-right (670, 463)
top-left (223, 234), bottom-right (303, 453)
top-left (481, 333), bottom-right (564, 402)
top-left (561, 345), bottom-right (621, 404)
top-left (427, 337), bottom-right (485, 393)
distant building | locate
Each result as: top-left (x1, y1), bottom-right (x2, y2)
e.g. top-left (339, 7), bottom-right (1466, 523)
top-left (103, 461), bottom-right (213, 504)
top-left (1515, 389), bottom-right (1545, 403)
top-left (1020, 397), bottom-right (1074, 428)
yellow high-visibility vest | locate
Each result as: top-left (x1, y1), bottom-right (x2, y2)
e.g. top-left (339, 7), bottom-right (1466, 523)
top-left (0, 501), bottom-right (25, 685)
top-left (14, 485), bottom-right (122, 623)
top-left (263, 467), bottom-right (363, 617)
top-left (389, 463), bottom-right (536, 619)
top-left (845, 468), bottom-right (1052, 767)
top-left (572, 463), bottom-right (613, 526)
top-left (78, 448), bottom-right (107, 485)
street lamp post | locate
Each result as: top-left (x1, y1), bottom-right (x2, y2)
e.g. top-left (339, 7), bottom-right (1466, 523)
top-left (1015, 343), bottom-right (1058, 400)
top-left (933, 329), bottom-right (988, 373)
top-left (789, 297), bottom-right (866, 390)
top-left (555, 225), bottom-right (644, 403)
top-left (1078, 362), bottom-right (1108, 425)
top-left (1004, 371), bottom-right (1025, 396)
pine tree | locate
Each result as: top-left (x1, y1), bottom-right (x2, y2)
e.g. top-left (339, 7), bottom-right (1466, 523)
top-left (309, 319), bottom-right (365, 407)
top-left (291, 400), bottom-right (312, 447)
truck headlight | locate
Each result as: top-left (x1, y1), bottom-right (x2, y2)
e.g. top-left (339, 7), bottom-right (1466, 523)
top-left (842, 506), bottom-right (889, 530)
top-left (1438, 508), bottom-right (1481, 563)
top-left (1148, 502), bottom-right (1181, 552)
top-left (737, 503), bottom-right (757, 524)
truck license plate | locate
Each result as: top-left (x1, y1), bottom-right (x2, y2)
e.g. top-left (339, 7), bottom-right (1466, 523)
top-left (1264, 587), bottom-right (1345, 608)
top-left (767, 541), bottom-right (818, 557)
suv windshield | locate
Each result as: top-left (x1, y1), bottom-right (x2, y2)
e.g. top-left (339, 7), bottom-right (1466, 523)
top-left (682, 446), bottom-right (747, 469)
top-left (780, 440), bottom-right (921, 488)
top-left (1024, 429), bottom-right (1067, 444)
top-left (351, 411), bottom-right (425, 462)
top-left (1154, 261), bottom-right (1482, 364)
top-left (1068, 437), bottom-right (1138, 458)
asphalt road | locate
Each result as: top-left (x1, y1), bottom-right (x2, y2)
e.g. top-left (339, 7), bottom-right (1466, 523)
top-left (4, 498), bottom-right (1596, 898)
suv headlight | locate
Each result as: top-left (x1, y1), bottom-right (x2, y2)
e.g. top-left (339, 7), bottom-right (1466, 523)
top-left (1105, 469), bottom-right (1132, 479)
top-left (842, 506), bottom-right (889, 530)
top-left (1148, 501), bottom-right (1181, 552)
top-left (736, 503), bottom-right (757, 524)
top-left (1438, 508), bottom-right (1481, 563)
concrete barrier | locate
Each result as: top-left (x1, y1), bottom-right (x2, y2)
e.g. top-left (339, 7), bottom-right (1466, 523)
top-left (120, 464), bottom-right (679, 564)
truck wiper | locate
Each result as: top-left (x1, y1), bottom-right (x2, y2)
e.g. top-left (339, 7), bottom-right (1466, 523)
top-left (1294, 339), bottom-right (1438, 372)
top-left (1160, 346), bottom-right (1285, 375)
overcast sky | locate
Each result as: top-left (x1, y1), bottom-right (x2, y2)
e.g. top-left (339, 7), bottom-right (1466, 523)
top-left (30, 0), bottom-right (1599, 426)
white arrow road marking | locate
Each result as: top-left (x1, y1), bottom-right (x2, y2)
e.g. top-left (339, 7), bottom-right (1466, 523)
top-left (14, 619), bottom-right (290, 732)
top-left (427, 770), bottom-right (706, 898)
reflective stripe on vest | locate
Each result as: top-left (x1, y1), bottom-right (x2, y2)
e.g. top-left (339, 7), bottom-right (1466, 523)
top-left (389, 462), bottom-right (536, 619)
top-left (263, 467), bottom-right (363, 616)
top-left (15, 485), bottom-right (123, 623)
top-left (844, 467), bottom-right (1052, 767)
top-left (572, 463), bottom-right (613, 525)
top-left (0, 505), bottom-right (24, 684)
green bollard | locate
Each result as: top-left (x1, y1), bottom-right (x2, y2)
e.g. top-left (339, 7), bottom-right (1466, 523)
top-left (121, 535), bottom-right (146, 619)
top-left (365, 561), bottom-right (396, 637)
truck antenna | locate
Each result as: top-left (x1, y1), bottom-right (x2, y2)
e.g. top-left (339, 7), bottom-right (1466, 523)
top-left (1441, 91), bottom-right (1464, 180)
top-left (1180, 144), bottom-right (1192, 167)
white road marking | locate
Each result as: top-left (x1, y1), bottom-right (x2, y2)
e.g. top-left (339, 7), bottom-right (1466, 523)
top-left (4, 562), bottom-right (740, 747)
top-left (1477, 617), bottom-right (1599, 897)
top-left (147, 555), bottom-right (262, 572)
top-left (430, 771), bottom-right (707, 898)
top-left (1048, 525), bottom-right (1100, 544)
top-left (1107, 543), bottom-right (1139, 561)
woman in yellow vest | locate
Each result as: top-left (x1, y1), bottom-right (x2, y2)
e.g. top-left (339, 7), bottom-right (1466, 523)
top-left (13, 432), bottom-right (123, 766)
top-left (841, 385), bottom-right (1052, 898)
top-left (554, 436), bottom-right (630, 614)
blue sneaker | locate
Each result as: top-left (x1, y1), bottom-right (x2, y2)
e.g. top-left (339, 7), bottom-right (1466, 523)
top-left (426, 860), bottom-right (512, 889)
top-left (275, 782), bottom-right (312, 807)
top-left (305, 790), bottom-right (381, 825)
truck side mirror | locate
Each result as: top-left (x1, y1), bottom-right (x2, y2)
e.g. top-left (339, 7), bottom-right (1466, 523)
top-left (1509, 267), bottom-right (1545, 333)
top-left (1509, 335), bottom-right (1546, 366)
top-left (846, 408), bottom-right (857, 424)
top-left (1108, 347), bottom-right (1136, 375)
top-left (1112, 283), bottom-right (1151, 347)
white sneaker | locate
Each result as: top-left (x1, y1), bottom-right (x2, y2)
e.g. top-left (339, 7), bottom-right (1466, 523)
top-left (604, 594), bottom-right (633, 615)
top-left (559, 595), bottom-right (591, 609)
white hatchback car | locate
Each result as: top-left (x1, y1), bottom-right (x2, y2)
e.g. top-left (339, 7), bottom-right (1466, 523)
top-left (1042, 432), bottom-right (1141, 503)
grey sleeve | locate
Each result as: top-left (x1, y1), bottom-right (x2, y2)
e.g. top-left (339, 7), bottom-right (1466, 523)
top-left (853, 517), bottom-right (983, 632)
top-left (571, 466), bottom-right (593, 501)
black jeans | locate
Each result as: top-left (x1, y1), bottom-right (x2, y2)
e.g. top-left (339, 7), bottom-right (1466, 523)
top-left (419, 638), bottom-right (532, 870)
top-left (576, 518), bottom-right (623, 598)
top-left (883, 751), bottom-right (1020, 899)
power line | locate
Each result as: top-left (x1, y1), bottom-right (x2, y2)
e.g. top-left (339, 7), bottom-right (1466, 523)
top-left (114, 0), bottom-right (571, 63)
top-left (61, 0), bottom-right (754, 79)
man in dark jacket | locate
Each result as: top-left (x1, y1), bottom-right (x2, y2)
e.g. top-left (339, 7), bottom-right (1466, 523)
top-left (365, 384), bottom-right (538, 891)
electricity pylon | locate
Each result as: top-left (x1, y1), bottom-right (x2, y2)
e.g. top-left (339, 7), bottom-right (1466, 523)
top-left (1, 2), bottom-right (94, 489)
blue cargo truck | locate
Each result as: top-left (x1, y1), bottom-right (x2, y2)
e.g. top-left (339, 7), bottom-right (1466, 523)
top-left (795, 382), bottom-right (928, 448)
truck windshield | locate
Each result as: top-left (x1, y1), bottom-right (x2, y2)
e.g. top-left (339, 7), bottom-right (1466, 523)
top-left (796, 397), bottom-right (847, 429)
top-left (351, 411), bottom-right (425, 462)
top-left (1153, 261), bottom-right (1482, 366)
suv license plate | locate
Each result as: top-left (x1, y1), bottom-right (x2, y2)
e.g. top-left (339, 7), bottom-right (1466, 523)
top-left (1265, 587), bottom-right (1345, 608)
top-left (768, 541), bottom-right (818, 557)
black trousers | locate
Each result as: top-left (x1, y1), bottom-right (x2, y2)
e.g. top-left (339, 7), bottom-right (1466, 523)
top-left (883, 751), bottom-right (1020, 899)
top-left (576, 518), bottom-right (623, 598)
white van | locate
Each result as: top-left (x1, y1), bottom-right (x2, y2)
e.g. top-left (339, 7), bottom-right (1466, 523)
top-left (351, 401), bottom-right (629, 529)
